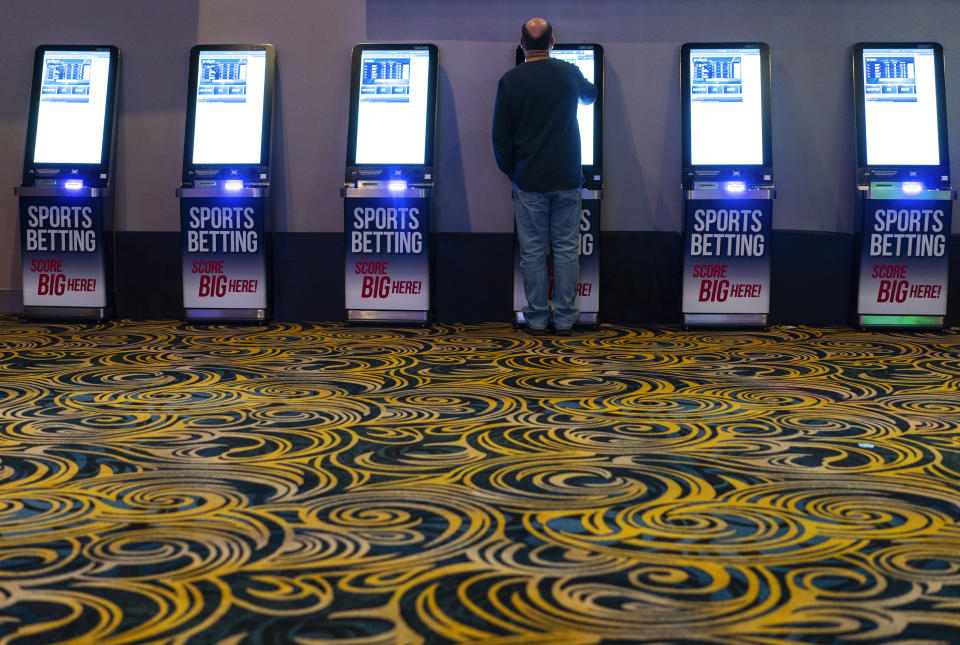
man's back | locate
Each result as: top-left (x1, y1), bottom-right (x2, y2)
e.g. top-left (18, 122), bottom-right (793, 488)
top-left (493, 57), bottom-right (597, 193)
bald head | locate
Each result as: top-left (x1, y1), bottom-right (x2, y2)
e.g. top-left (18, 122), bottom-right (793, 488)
top-left (521, 18), bottom-right (553, 53)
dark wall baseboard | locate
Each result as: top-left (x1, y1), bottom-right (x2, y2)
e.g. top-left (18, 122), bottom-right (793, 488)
top-left (771, 231), bottom-right (854, 326)
top-left (115, 232), bottom-right (181, 319)
top-left (112, 230), bottom-right (960, 326)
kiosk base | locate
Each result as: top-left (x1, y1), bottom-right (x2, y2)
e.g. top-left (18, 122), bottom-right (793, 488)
top-left (854, 185), bottom-right (952, 332)
top-left (185, 308), bottom-right (266, 323)
top-left (23, 306), bottom-right (110, 321)
top-left (515, 312), bottom-right (599, 327)
top-left (683, 313), bottom-right (768, 328)
top-left (347, 309), bottom-right (428, 324)
top-left (859, 314), bottom-right (944, 329)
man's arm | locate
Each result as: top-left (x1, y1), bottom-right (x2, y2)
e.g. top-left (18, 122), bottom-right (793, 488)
top-left (578, 68), bottom-right (598, 106)
top-left (491, 78), bottom-right (515, 178)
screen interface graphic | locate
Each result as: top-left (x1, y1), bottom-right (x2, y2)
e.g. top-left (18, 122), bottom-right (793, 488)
top-left (862, 48), bottom-right (939, 166)
top-left (33, 50), bottom-right (112, 164)
top-left (689, 48), bottom-right (763, 165)
top-left (355, 49), bottom-right (431, 164)
top-left (551, 48), bottom-right (596, 166)
top-left (192, 50), bottom-right (267, 164)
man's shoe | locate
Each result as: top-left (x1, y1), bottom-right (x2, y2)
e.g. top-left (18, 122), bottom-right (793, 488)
top-left (523, 325), bottom-right (549, 336)
top-left (554, 326), bottom-right (573, 336)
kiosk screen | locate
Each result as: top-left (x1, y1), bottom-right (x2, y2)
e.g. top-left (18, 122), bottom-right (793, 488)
top-left (861, 47), bottom-right (940, 166)
top-left (355, 48), bottom-right (432, 164)
top-left (552, 48), bottom-right (596, 166)
top-left (192, 49), bottom-right (267, 164)
top-left (689, 47), bottom-right (763, 165)
top-left (33, 50), bottom-right (113, 164)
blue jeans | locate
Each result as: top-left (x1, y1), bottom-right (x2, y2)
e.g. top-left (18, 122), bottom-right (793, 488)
top-left (513, 186), bottom-right (581, 329)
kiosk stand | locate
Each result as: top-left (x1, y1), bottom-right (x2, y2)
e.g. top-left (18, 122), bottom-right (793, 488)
top-left (852, 43), bottom-right (954, 329)
top-left (178, 44), bottom-right (276, 322)
top-left (680, 43), bottom-right (775, 328)
top-left (512, 44), bottom-right (604, 328)
top-left (16, 45), bottom-right (120, 320)
top-left (343, 44), bottom-right (438, 323)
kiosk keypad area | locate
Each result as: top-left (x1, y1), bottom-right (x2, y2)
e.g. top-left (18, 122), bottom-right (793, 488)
top-left (853, 43), bottom-right (955, 329)
top-left (681, 43), bottom-right (775, 328)
top-left (511, 44), bottom-right (604, 328)
top-left (343, 44), bottom-right (438, 323)
top-left (178, 44), bottom-right (276, 322)
top-left (16, 45), bottom-right (120, 320)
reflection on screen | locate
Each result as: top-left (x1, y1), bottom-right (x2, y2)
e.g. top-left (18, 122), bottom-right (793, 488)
top-left (689, 48), bottom-right (763, 165)
top-left (355, 49), bottom-right (431, 164)
top-left (862, 48), bottom-right (940, 165)
top-left (33, 50), bottom-right (112, 164)
top-left (551, 49), bottom-right (596, 166)
top-left (192, 50), bottom-right (267, 164)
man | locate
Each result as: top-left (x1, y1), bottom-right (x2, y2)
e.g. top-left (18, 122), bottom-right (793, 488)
top-left (492, 18), bottom-right (597, 335)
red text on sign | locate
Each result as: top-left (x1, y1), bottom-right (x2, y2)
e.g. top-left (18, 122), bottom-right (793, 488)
top-left (355, 261), bottom-right (389, 275)
top-left (698, 279), bottom-right (762, 302)
top-left (692, 264), bottom-right (727, 278)
top-left (361, 275), bottom-right (391, 298)
top-left (876, 280), bottom-right (942, 302)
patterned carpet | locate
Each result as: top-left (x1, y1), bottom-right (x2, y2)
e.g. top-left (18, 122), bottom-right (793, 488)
top-left (0, 318), bottom-right (958, 644)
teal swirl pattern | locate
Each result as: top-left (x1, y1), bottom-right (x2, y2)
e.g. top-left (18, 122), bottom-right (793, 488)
top-left (0, 317), bottom-right (959, 643)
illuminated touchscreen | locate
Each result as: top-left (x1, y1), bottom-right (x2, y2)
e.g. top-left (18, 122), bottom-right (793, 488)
top-left (192, 50), bottom-right (267, 164)
top-left (355, 49), bottom-right (431, 164)
top-left (862, 48), bottom-right (940, 166)
top-left (689, 48), bottom-right (763, 165)
top-left (33, 50), bottom-right (113, 164)
top-left (552, 48), bottom-right (596, 166)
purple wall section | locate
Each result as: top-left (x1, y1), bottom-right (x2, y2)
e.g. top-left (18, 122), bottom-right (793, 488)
top-left (1, 0), bottom-right (959, 305)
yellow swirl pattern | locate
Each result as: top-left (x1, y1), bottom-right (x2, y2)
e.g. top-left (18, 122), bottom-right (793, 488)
top-left (0, 317), bottom-right (959, 643)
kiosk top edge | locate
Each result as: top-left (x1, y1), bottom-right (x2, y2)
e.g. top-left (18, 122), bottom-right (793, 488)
top-left (853, 41), bottom-right (942, 50)
top-left (36, 44), bottom-right (118, 52)
top-left (190, 43), bottom-right (276, 51)
top-left (682, 42), bottom-right (769, 52)
top-left (352, 43), bottom-right (437, 53)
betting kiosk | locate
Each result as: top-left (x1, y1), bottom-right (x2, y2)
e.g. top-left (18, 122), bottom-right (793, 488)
top-left (681, 43), bottom-right (774, 328)
top-left (16, 45), bottom-right (120, 320)
top-left (343, 44), bottom-right (438, 323)
top-left (512, 44), bottom-right (604, 327)
top-left (178, 44), bottom-right (276, 322)
top-left (853, 43), bottom-right (954, 329)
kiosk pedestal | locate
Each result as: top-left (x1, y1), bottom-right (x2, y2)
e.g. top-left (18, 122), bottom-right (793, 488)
top-left (178, 185), bottom-right (269, 322)
top-left (16, 45), bottom-right (119, 320)
top-left (852, 44), bottom-right (953, 330)
top-left (682, 185), bottom-right (773, 328)
top-left (16, 185), bottom-right (114, 320)
top-left (856, 182), bottom-right (954, 329)
top-left (177, 44), bottom-right (275, 322)
top-left (344, 184), bottom-right (431, 323)
top-left (513, 188), bottom-right (601, 327)
top-left (680, 43), bottom-right (774, 328)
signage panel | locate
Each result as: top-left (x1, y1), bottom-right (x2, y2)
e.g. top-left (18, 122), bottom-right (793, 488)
top-left (20, 195), bottom-right (106, 307)
top-left (682, 198), bottom-right (772, 314)
top-left (857, 199), bottom-right (950, 315)
top-left (513, 198), bottom-right (600, 315)
top-left (345, 194), bottom-right (430, 311)
top-left (180, 196), bottom-right (267, 309)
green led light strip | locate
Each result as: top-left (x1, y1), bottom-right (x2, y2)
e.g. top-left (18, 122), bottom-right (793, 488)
top-left (860, 314), bottom-right (943, 327)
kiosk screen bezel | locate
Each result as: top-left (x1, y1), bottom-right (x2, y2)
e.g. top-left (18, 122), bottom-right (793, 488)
top-left (853, 42), bottom-right (949, 184)
top-left (181, 43), bottom-right (277, 184)
top-left (345, 43), bottom-right (439, 183)
top-left (514, 43), bottom-right (604, 191)
top-left (22, 45), bottom-right (120, 187)
top-left (681, 42), bottom-right (773, 185)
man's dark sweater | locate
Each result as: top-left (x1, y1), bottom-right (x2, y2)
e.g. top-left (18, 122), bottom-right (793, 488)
top-left (492, 56), bottom-right (598, 192)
